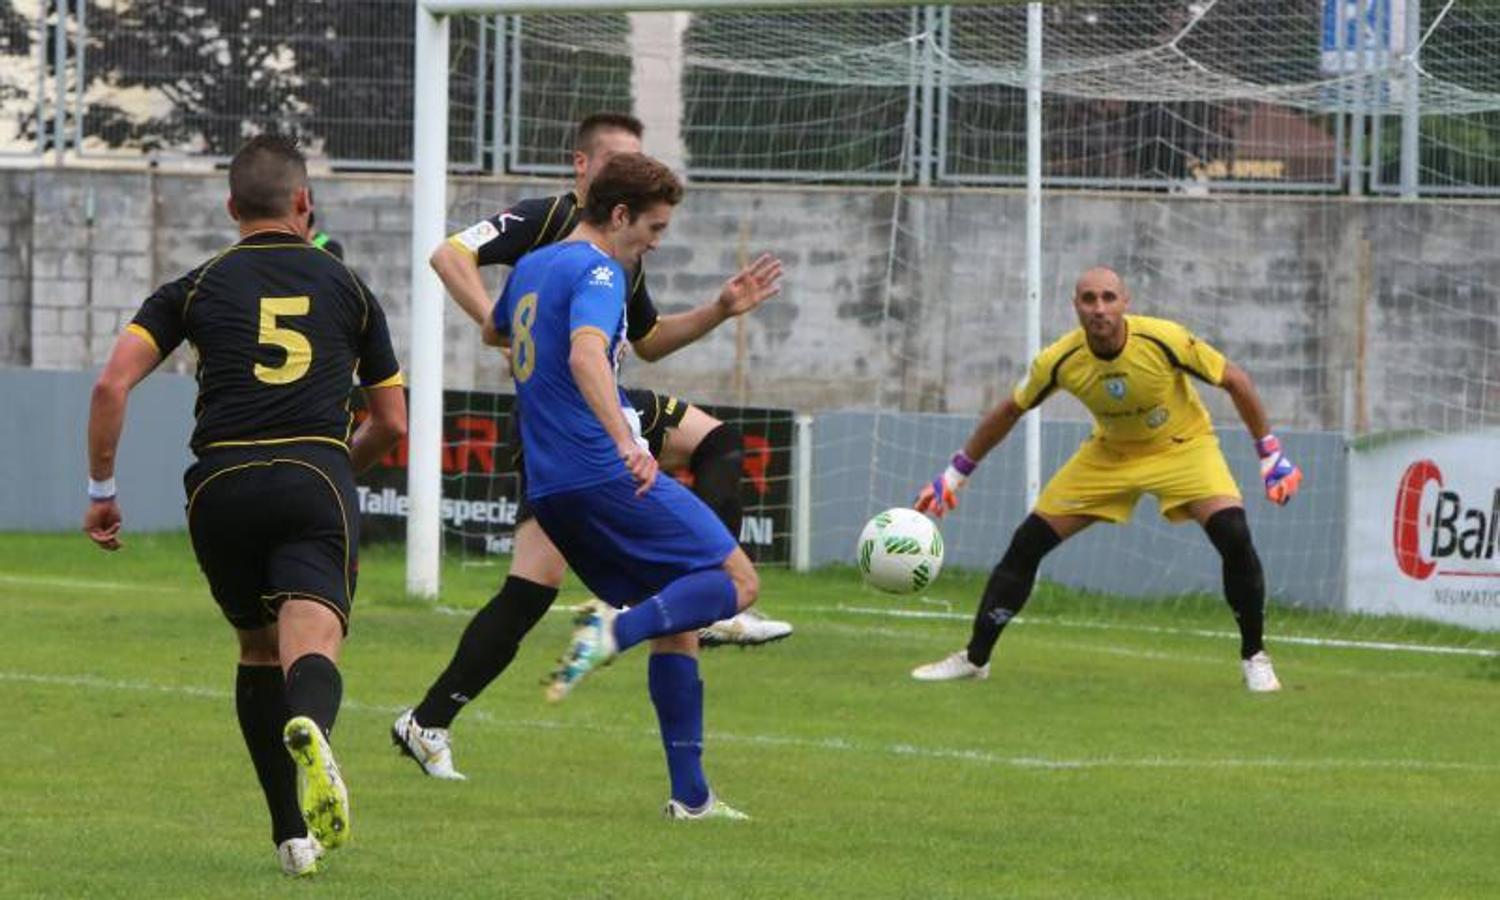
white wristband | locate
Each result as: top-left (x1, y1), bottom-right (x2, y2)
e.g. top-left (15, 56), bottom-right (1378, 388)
top-left (88, 477), bottom-right (117, 501)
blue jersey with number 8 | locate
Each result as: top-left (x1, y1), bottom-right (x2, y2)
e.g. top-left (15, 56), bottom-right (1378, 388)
top-left (493, 240), bottom-right (631, 498)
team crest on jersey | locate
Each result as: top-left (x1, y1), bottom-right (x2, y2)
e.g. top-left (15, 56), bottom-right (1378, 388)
top-left (1104, 376), bottom-right (1127, 400)
top-left (589, 265), bottom-right (615, 287)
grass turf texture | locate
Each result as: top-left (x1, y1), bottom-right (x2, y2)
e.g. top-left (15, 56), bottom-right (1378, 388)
top-left (3, 531), bottom-right (1498, 898)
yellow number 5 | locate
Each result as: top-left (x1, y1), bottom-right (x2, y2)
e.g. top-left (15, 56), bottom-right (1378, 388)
top-left (254, 296), bottom-right (312, 385)
top-left (511, 291), bottom-right (538, 383)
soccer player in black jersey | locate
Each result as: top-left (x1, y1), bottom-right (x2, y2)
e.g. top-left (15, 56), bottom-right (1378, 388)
top-left (83, 135), bottom-right (407, 876)
top-left (394, 112), bottom-right (785, 780)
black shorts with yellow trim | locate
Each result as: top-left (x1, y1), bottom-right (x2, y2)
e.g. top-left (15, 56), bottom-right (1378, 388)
top-left (513, 387), bottom-right (689, 526)
top-left (184, 442), bottom-right (358, 633)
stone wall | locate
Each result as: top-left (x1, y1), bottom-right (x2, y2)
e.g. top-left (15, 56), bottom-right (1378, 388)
top-left (4, 166), bottom-right (1495, 435)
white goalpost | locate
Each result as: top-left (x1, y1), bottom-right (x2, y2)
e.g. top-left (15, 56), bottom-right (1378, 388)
top-left (406, 0), bottom-right (1050, 596)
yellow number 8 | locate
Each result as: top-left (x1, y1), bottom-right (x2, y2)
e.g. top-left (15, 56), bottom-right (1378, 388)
top-left (511, 291), bottom-right (539, 383)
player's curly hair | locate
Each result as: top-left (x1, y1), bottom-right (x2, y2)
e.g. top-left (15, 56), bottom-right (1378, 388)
top-left (580, 152), bottom-right (683, 226)
top-left (229, 134), bottom-right (307, 221)
top-left (575, 112), bottom-right (644, 152)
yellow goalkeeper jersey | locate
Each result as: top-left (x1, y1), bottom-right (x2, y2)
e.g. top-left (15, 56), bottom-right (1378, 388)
top-left (1012, 314), bottom-right (1228, 456)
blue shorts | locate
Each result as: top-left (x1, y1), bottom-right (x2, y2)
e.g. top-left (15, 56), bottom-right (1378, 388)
top-left (530, 473), bottom-right (738, 608)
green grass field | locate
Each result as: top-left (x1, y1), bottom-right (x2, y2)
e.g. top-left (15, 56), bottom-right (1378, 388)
top-left (4, 531), bottom-right (1498, 898)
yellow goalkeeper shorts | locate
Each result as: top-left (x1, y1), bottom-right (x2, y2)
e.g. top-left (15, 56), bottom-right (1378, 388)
top-left (1035, 433), bottom-right (1242, 524)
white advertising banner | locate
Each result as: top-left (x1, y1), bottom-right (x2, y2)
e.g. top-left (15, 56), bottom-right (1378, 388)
top-left (1348, 431), bottom-right (1500, 630)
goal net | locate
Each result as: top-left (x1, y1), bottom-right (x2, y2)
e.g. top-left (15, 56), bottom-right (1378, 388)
top-left (415, 1), bottom-right (1500, 653)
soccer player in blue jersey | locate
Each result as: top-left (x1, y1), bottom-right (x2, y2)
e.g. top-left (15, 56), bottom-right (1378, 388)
top-left (484, 151), bottom-right (758, 820)
top-left (392, 113), bottom-right (785, 783)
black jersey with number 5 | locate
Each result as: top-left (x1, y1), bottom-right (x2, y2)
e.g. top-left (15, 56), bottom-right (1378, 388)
top-left (127, 230), bottom-right (403, 455)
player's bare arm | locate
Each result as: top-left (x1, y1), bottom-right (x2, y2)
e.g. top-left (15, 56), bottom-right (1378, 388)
top-left (431, 240), bottom-right (495, 327)
top-left (1217, 362), bottom-right (1271, 440)
top-left (631, 253), bottom-right (783, 362)
top-left (962, 397), bottom-right (1027, 465)
top-left (83, 329), bottom-right (161, 550)
top-left (571, 330), bottom-right (657, 494)
top-left (349, 385), bottom-right (408, 473)
top-left (1218, 361), bottom-right (1303, 505)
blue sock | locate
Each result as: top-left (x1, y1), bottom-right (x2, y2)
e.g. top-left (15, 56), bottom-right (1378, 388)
top-left (613, 569), bottom-right (737, 652)
top-left (648, 653), bottom-right (709, 809)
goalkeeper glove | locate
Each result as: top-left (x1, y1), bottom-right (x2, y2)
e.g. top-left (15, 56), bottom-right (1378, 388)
top-left (915, 451), bottom-right (977, 519)
top-left (1256, 434), bottom-right (1302, 505)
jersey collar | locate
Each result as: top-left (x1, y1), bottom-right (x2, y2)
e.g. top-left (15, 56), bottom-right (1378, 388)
top-left (238, 228), bottom-right (308, 246)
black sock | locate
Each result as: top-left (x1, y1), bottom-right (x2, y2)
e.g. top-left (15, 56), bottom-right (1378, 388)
top-left (1204, 507), bottom-right (1266, 659)
top-left (413, 576), bottom-right (558, 728)
top-left (689, 423), bottom-right (744, 539)
top-left (236, 664), bottom-right (305, 846)
top-left (285, 653), bottom-right (342, 738)
top-left (966, 514), bottom-right (1062, 667)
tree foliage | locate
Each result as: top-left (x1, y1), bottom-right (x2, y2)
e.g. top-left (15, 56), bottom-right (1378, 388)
top-left (81, 0), bottom-right (417, 161)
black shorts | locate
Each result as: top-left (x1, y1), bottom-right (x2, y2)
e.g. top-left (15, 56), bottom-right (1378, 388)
top-left (514, 388), bottom-right (688, 526)
top-left (184, 443), bottom-right (358, 633)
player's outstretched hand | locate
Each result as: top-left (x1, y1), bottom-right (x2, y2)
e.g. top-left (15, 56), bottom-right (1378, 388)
top-left (715, 253), bottom-right (783, 319)
top-left (914, 451), bottom-right (977, 519)
top-left (83, 498), bottom-right (123, 551)
top-left (619, 442), bottom-right (659, 497)
top-left (914, 480), bottom-right (958, 518)
top-left (1256, 434), bottom-right (1302, 506)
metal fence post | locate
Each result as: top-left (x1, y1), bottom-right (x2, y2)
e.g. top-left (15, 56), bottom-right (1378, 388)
top-left (934, 4), bottom-right (951, 184)
top-left (507, 15), bottom-right (522, 174)
top-left (492, 15), bottom-right (507, 174)
top-left (918, 5), bottom-right (937, 187)
top-left (1399, 0), bottom-right (1422, 198)
top-left (1349, 0), bottom-right (1369, 197)
top-left (52, 0), bottom-right (66, 165)
top-left (72, 0), bottom-right (85, 155)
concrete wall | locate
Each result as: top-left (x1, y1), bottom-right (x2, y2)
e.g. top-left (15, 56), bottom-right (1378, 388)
top-left (2, 168), bottom-right (1495, 435)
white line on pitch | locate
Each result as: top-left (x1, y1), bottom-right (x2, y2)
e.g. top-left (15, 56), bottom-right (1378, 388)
top-left (0, 573), bottom-right (161, 593)
top-left (5, 669), bottom-right (1497, 775)
top-left (808, 604), bottom-right (1500, 658)
top-left (11, 571), bottom-right (1496, 659)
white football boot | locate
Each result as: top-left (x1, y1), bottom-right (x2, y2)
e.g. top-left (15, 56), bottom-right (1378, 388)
top-left (664, 793), bottom-right (750, 821)
top-left (911, 650), bottom-right (990, 682)
top-left (391, 708), bottom-right (467, 780)
top-left (276, 835), bottom-right (324, 877)
top-left (1241, 651), bottom-right (1282, 692)
top-left (546, 600), bottom-right (620, 702)
top-left (699, 608), bottom-right (794, 648)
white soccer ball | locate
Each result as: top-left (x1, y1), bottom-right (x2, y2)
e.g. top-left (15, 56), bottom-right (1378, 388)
top-left (856, 507), bottom-right (944, 594)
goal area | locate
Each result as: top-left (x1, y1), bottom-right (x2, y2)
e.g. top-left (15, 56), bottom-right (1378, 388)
top-left (405, 0), bottom-right (1500, 652)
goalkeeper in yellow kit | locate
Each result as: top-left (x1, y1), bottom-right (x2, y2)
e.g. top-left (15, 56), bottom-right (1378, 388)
top-left (913, 266), bottom-right (1302, 692)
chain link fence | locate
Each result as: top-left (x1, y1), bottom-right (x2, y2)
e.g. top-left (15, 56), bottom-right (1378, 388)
top-left (1, 2), bottom-right (1496, 194)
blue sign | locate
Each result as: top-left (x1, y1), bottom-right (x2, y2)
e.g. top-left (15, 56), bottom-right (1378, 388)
top-left (1322, 0), bottom-right (1393, 52)
top-left (1321, 0), bottom-right (1405, 73)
